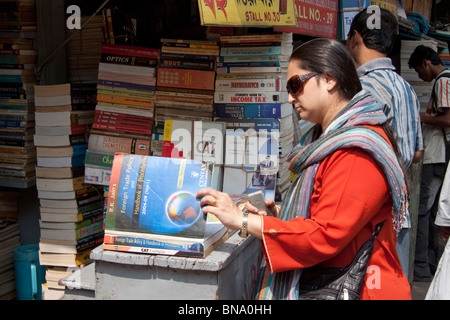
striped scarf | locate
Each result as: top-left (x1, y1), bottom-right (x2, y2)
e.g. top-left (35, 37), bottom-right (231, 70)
top-left (253, 90), bottom-right (409, 300)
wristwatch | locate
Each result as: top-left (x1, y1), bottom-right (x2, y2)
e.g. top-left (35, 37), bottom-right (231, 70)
top-left (238, 207), bottom-right (249, 238)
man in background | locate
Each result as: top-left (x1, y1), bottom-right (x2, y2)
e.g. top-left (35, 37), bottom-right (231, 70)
top-left (346, 7), bottom-right (424, 279)
top-left (409, 45), bottom-right (450, 282)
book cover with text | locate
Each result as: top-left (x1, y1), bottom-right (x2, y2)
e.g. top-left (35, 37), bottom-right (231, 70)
top-left (106, 154), bottom-right (213, 239)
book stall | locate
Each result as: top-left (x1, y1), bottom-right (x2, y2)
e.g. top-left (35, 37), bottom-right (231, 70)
top-left (0, 0), bottom-right (447, 301)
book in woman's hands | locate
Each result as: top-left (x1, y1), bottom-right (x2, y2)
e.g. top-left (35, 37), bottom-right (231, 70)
top-left (104, 153), bottom-right (227, 258)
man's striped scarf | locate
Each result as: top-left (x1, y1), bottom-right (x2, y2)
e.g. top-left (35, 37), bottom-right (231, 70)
top-left (253, 90), bottom-right (409, 300)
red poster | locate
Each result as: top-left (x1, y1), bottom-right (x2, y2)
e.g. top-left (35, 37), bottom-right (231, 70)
top-left (275, 0), bottom-right (338, 39)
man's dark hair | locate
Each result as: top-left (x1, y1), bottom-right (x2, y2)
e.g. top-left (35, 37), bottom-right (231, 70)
top-left (408, 45), bottom-right (442, 69)
top-left (348, 7), bottom-right (398, 55)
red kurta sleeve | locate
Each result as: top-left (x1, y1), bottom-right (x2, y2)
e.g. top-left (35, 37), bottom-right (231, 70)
top-left (261, 147), bottom-right (391, 273)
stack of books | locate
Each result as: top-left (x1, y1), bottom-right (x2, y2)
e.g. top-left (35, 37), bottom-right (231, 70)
top-left (400, 39), bottom-right (438, 112)
top-left (0, 190), bottom-right (20, 300)
top-left (154, 38), bottom-right (219, 123)
top-left (85, 44), bottom-right (159, 186)
top-left (213, 32), bottom-right (295, 201)
top-left (66, 15), bottom-right (105, 83)
top-left (0, 1), bottom-right (37, 188)
top-left (33, 83), bottom-right (103, 299)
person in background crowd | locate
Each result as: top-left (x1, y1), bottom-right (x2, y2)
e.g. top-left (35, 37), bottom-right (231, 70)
top-left (408, 45), bottom-right (450, 282)
top-left (346, 7), bottom-right (423, 279)
top-left (197, 38), bottom-right (411, 300)
top-left (426, 162), bottom-right (450, 299)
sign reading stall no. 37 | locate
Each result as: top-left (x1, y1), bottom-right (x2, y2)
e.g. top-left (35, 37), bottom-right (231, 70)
top-left (197, 0), bottom-right (298, 27)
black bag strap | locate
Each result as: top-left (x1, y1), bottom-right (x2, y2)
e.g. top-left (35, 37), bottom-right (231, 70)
top-left (369, 221), bottom-right (384, 242)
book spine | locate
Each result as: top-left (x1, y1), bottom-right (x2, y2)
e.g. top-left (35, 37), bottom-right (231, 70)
top-left (214, 91), bottom-right (287, 104)
top-left (95, 104), bottom-right (154, 118)
top-left (92, 122), bottom-right (152, 135)
top-left (97, 88), bottom-right (155, 100)
top-left (217, 55), bottom-right (288, 63)
top-left (0, 131), bottom-right (29, 140)
top-left (220, 46), bottom-right (284, 56)
top-left (69, 134), bottom-right (89, 145)
top-left (89, 128), bottom-right (152, 140)
top-left (158, 58), bottom-right (215, 71)
top-left (215, 78), bottom-right (281, 92)
top-left (84, 166), bottom-right (111, 186)
top-left (85, 150), bottom-right (114, 168)
top-left (0, 63), bottom-right (26, 69)
top-left (0, 74), bottom-right (30, 83)
top-left (95, 109), bottom-right (153, 122)
top-left (100, 53), bottom-right (158, 67)
top-left (0, 168), bottom-right (32, 177)
top-left (217, 61), bottom-right (282, 67)
top-left (221, 40), bottom-right (285, 47)
top-left (72, 154), bottom-right (86, 167)
top-left (97, 93), bottom-right (155, 108)
top-left (220, 34), bottom-right (285, 41)
top-left (94, 116), bottom-right (153, 129)
top-left (220, 118), bottom-right (282, 131)
top-left (103, 234), bottom-right (202, 252)
top-left (0, 49), bottom-right (36, 55)
top-left (71, 124), bottom-right (90, 135)
top-left (102, 243), bottom-right (205, 257)
top-left (101, 44), bottom-right (160, 59)
top-left (76, 195), bottom-right (103, 212)
top-left (88, 134), bottom-right (151, 155)
top-left (0, 119), bottom-right (26, 128)
top-left (0, 140), bottom-right (28, 147)
top-left (0, 99), bottom-right (29, 112)
top-left (106, 152), bottom-right (123, 230)
top-left (161, 42), bottom-right (219, 50)
top-left (76, 221), bottom-right (104, 240)
top-left (77, 233), bottom-right (104, 252)
top-left (156, 94), bottom-right (213, 105)
top-left (98, 62), bottom-right (156, 77)
top-left (97, 71), bottom-right (156, 86)
top-left (98, 79), bottom-right (155, 92)
top-left (216, 73), bottom-right (286, 80)
top-left (0, 112), bottom-right (33, 121)
top-left (214, 103), bottom-right (289, 118)
top-left (78, 207), bottom-right (105, 222)
top-left (160, 52), bottom-right (216, 61)
top-left (161, 46), bottom-right (219, 56)
top-left (105, 8), bottom-right (115, 45)
top-left (216, 66), bottom-right (285, 74)
top-left (156, 68), bottom-right (215, 91)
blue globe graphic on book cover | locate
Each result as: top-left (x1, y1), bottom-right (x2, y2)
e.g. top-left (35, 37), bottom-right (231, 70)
top-left (166, 191), bottom-right (202, 227)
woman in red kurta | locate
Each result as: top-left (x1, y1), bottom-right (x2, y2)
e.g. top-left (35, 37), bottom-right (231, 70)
top-left (261, 130), bottom-right (410, 300)
top-left (197, 38), bottom-right (411, 300)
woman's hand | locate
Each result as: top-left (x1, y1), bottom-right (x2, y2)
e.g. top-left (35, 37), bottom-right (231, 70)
top-left (245, 198), bottom-right (279, 218)
top-left (196, 187), bottom-right (243, 231)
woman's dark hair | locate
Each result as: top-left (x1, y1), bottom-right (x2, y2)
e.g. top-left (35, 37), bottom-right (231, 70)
top-left (348, 7), bottom-right (398, 55)
top-left (290, 38), bottom-right (362, 101)
top-left (408, 45), bottom-right (442, 69)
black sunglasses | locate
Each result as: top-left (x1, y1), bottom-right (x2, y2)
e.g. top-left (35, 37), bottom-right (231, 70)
top-left (286, 72), bottom-right (318, 96)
